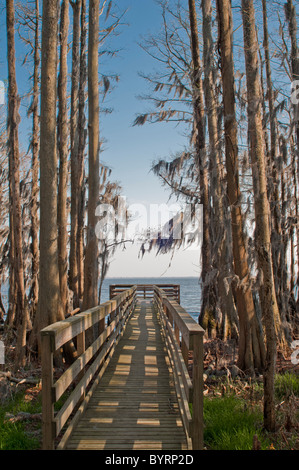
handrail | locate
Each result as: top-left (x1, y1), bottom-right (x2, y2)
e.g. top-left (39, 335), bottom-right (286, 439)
top-left (41, 286), bottom-right (137, 450)
top-left (153, 286), bottom-right (204, 450)
top-left (110, 284), bottom-right (180, 303)
top-left (41, 283), bottom-right (204, 450)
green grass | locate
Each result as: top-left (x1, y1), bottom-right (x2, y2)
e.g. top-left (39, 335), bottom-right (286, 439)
top-left (275, 372), bottom-right (299, 399)
top-left (202, 372), bottom-right (299, 450)
top-left (1, 372), bottom-right (297, 450)
top-left (0, 390), bottom-right (41, 450)
top-left (203, 395), bottom-right (270, 450)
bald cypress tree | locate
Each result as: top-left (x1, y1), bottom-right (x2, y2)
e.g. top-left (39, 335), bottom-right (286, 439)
top-left (37, 0), bottom-right (63, 342)
top-left (241, 0), bottom-right (279, 431)
top-left (83, 0), bottom-right (100, 312)
top-left (187, 0), bottom-right (215, 324)
top-left (57, 0), bottom-right (70, 316)
top-left (6, 0), bottom-right (28, 368)
top-left (69, 0), bottom-right (81, 309)
top-left (216, 0), bottom-right (266, 374)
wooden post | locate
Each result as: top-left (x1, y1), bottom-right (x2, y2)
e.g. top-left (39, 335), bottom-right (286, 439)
top-left (77, 330), bottom-right (86, 403)
top-left (41, 333), bottom-right (55, 450)
top-left (181, 337), bottom-right (189, 368)
top-left (174, 324), bottom-right (180, 344)
top-left (192, 332), bottom-right (204, 450)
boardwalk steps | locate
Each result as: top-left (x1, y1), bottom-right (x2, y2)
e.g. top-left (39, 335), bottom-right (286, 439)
top-left (41, 285), bottom-right (204, 450)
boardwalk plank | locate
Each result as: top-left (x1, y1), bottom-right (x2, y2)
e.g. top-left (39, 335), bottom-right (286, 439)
top-left (64, 300), bottom-right (188, 450)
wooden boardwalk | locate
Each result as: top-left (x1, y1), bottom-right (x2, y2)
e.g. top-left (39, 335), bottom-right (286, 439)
top-left (65, 300), bottom-right (189, 450)
top-left (41, 285), bottom-right (204, 450)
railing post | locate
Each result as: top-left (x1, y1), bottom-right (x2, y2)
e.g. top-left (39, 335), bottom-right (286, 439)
top-left (41, 333), bottom-right (55, 450)
top-left (77, 330), bottom-right (86, 403)
top-left (109, 285), bottom-right (114, 299)
top-left (181, 338), bottom-right (189, 368)
top-left (192, 332), bottom-right (204, 450)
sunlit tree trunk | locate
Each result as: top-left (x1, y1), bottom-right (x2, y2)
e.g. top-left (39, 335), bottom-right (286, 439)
top-left (241, 0), bottom-right (279, 431)
top-left (83, 0), bottom-right (100, 312)
top-left (201, 0), bottom-right (238, 340)
top-left (57, 0), bottom-right (70, 316)
top-left (77, 0), bottom-right (87, 302)
top-left (37, 0), bottom-right (63, 341)
top-left (187, 0), bottom-right (215, 324)
top-left (216, 0), bottom-right (265, 375)
top-left (69, 0), bottom-right (81, 308)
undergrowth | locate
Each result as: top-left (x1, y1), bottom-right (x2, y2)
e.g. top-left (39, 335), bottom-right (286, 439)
top-left (203, 372), bottom-right (299, 450)
top-left (0, 388), bottom-right (42, 450)
top-left (0, 371), bottom-right (298, 450)
top-left (203, 395), bottom-right (268, 450)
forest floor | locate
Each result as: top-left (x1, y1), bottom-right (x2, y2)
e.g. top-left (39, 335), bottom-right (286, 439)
top-left (190, 338), bottom-right (298, 450)
top-left (0, 333), bottom-right (298, 450)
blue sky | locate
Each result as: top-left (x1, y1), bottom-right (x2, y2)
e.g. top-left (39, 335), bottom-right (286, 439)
top-left (99, 0), bottom-right (199, 276)
top-left (99, 0), bottom-right (190, 205)
top-left (0, 0), bottom-right (200, 277)
top-left (0, 0), bottom-right (191, 205)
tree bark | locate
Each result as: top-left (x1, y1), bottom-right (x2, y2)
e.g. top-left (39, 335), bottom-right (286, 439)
top-left (69, 0), bottom-right (81, 309)
top-left (262, 0), bottom-right (290, 342)
top-left (201, 0), bottom-right (238, 340)
top-left (187, 0), bottom-right (214, 324)
top-left (285, 0), bottom-right (299, 293)
top-left (216, 0), bottom-right (265, 374)
top-left (83, 0), bottom-right (100, 313)
top-left (6, 0), bottom-right (28, 368)
top-left (57, 0), bottom-right (70, 316)
top-left (241, 0), bottom-right (279, 431)
top-left (77, 0), bottom-right (87, 302)
top-left (38, 0), bottom-right (63, 340)
top-left (29, 0), bottom-right (40, 322)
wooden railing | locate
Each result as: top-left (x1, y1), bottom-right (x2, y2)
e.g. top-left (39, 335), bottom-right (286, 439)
top-left (40, 286), bottom-right (137, 450)
top-left (153, 286), bottom-right (204, 450)
top-left (41, 283), bottom-right (204, 450)
top-left (110, 284), bottom-right (180, 303)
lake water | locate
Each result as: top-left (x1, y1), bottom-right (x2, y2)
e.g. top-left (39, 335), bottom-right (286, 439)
top-left (1, 277), bottom-right (202, 323)
top-left (101, 277), bottom-right (202, 322)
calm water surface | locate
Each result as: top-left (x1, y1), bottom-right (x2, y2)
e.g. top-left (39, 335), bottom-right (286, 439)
top-left (1, 277), bottom-right (202, 323)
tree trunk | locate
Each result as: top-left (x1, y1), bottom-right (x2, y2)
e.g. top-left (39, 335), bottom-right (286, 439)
top-left (241, 0), bottom-right (279, 431)
top-left (6, 0), bottom-right (28, 368)
top-left (29, 0), bottom-right (40, 323)
top-left (187, 0), bottom-right (214, 324)
top-left (69, 0), bottom-right (81, 309)
top-left (57, 0), bottom-right (70, 316)
top-left (201, 0), bottom-right (238, 340)
top-left (83, 0), bottom-right (100, 313)
top-left (77, 0), bottom-right (87, 303)
top-left (262, 0), bottom-right (291, 343)
top-left (285, 0), bottom-right (299, 294)
top-left (216, 0), bottom-right (265, 375)
top-left (37, 0), bottom-right (63, 341)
